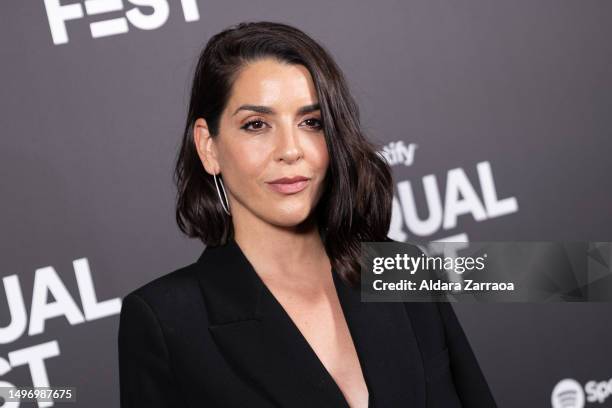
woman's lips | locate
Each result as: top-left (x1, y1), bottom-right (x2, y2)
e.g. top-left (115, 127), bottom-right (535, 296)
top-left (266, 179), bottom-right (310, 194)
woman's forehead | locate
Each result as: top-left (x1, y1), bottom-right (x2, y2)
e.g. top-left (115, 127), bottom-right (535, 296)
top-left (228, 59), bottom-right (317, 110)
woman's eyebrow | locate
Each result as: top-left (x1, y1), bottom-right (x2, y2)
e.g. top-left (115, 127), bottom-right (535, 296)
top-left (297, 103), bottom-right (320, 115)
top-left (232, 103), bottom-right (320, 116)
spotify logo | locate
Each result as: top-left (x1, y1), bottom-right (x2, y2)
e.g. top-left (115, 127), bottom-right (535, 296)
top-left (552, 379), bottom-right (585, 408)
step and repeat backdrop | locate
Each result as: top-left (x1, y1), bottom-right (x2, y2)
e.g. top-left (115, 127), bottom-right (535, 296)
top-left (1, 1), bottom-right (611, 407)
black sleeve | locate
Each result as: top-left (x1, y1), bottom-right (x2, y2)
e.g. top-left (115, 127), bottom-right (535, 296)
top-left (118, 292), bottom-right (186, 407)
top-left (437, 302), bottom-right (498, 408)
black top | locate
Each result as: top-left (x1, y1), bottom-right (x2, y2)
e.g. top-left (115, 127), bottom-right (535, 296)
top-left (118, 237), bottom-right (497, 407)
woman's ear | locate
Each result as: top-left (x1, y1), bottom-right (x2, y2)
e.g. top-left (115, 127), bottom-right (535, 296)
top-left (193, 118), bottom-right (220, 175)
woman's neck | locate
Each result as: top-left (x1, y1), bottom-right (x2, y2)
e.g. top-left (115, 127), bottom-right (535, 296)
top-left (232, 213), bottom-right (330, 283)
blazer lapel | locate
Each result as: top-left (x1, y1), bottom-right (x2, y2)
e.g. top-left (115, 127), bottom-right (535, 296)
top-left (197, 238), bottom-right (348, 408)
top-left (196, 237), bottom-right (426, 408)
top-left (333, 270), bottom-right (426, 407)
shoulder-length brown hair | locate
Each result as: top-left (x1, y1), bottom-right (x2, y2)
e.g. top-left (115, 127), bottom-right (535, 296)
top-left (174, 21), bottom-right (393, 287)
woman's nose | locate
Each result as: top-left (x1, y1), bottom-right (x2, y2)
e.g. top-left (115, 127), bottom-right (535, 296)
top-left (274, 124), bottom-right (304, 163)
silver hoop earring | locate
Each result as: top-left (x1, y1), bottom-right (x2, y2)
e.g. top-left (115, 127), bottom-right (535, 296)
top-left (213, 173), bottom-right (231, 215)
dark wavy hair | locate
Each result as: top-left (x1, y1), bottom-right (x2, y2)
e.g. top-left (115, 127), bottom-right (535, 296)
top-left (174, 21), bottom-right (393, 287)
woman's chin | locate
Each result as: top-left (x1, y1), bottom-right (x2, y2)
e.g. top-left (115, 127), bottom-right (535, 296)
top-left (268, 207), bottom-right (314, 228)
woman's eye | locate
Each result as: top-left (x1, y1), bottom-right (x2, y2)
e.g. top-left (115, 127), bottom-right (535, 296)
top-left (241, 120), bottom-right (266, 132)
top-left (303, 118), bottom-right (323, 130)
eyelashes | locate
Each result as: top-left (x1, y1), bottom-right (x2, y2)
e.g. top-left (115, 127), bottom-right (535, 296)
top-left (240, 120), bottom-right (266, 132)
top-left (302, 118), bottom-right (323, 130)
top-left (241, 118), bottom-right (323, 133)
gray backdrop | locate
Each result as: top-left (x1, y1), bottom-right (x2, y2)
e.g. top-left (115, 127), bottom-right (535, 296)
top-left (1, 1), bottom-right (611, 407)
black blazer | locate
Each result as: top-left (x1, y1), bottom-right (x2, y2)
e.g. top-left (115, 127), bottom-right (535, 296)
top-left (118, 237), bottom-right (497, 407)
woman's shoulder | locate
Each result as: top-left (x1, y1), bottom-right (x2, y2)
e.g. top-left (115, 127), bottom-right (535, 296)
top-left (122, 259), bottom-right (202, 316)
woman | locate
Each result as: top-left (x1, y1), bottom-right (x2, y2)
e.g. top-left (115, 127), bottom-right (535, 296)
top-left (118, 21), bottom-right (497, 407)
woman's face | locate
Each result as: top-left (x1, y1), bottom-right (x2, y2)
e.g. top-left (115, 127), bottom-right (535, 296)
top-left (194, 58), bottom-right (330, 229)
